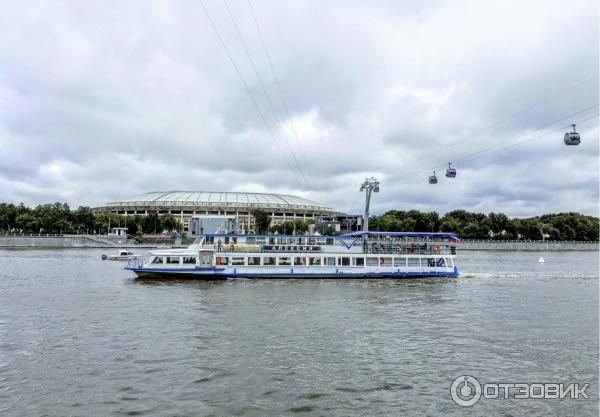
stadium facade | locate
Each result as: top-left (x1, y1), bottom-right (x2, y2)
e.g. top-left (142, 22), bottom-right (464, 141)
top-left (93, 191), bottom-right (360, 233)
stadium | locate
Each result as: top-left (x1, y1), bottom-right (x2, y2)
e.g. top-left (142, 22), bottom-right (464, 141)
top-left (93, 191), bottom-right (357, 233)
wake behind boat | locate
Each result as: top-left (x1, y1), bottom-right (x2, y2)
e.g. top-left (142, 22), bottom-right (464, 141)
top-left (125, 231), bottom-right (460, 279)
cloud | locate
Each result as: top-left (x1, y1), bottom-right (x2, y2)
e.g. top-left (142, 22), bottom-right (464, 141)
top-left (0, 0), bottom-right (598, 218)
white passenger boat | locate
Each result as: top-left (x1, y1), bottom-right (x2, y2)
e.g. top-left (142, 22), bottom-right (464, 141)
top-left (102, 249), bottom-right (139, 261)
top-left (125, 232), bottom-right (460, 279)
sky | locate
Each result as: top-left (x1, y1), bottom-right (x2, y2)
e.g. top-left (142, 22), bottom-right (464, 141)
top-left (0, 0), bottom-right (598, 217)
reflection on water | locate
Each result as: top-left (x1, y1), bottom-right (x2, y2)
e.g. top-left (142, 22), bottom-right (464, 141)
top-left (0, 249), bottom-right (597, 416)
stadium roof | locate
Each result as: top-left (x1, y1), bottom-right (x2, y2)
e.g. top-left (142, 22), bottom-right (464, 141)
top-left (103, 191), bottom-right (337, 213)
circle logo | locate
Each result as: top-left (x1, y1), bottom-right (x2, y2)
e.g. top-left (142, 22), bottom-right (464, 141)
top-left (450, 375), bottom-right (482, 407)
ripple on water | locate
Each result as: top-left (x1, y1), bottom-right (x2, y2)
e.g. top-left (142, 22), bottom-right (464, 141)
top-left (287, 405), bottom-right (317, 413)
top-left (0, 249), bottom-right (597, 417)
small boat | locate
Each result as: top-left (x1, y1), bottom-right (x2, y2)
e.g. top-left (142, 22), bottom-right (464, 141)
top-left (538, 256), bottom-right (545, 263)
top-left (102, 249), bottom-right (139, 261)
top-left (125, 232), bottom-right (460, 279)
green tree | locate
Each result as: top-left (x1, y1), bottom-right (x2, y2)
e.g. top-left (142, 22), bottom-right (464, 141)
top-left (142, 212), bottom-right (161, 234)
top-left (252, 209), bottom-right (271, 233)
top-left (16, 213), bottom-right (40, 232)
top-left (0, 203), bottom-right (18, 230)
top-left (73, 206), bottom-right (95, 234)
top-left (269, 220), bottom-right (312, 235)
top-left (162, 214), bottom-right (179, 232)
top-left (321, 225), bottom-right (339, 236)
top-left (127, 215), bottom-right (142, 236)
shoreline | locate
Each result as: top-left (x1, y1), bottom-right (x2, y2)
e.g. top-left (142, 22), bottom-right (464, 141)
top-left (0, 235), bottom-right (597, 251)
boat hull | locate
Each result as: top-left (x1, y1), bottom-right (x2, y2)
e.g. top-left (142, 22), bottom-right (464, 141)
top-left (126, 267), bottom-right (228, 280)
top-left (125, 266), bottom-right (459, 279)
top-left (105, 256), bottom-right (134, 261)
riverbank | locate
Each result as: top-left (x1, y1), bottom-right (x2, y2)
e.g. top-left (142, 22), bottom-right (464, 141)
top-left (0, 235), bottom-right (597, 251)
top-left (459, 239), bottom-right (599, 251)
top-left (0, 235), bottom-right (180, 249)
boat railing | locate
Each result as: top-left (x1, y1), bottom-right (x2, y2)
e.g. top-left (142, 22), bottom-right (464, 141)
top-left (363, 244), bottom-right (456, 255)
top-left (210, 244), bottom-right (323, 254)
top-left (127, 256), bottom-right (145, 268)
top-left (203, 242), bottom-right (456, 255)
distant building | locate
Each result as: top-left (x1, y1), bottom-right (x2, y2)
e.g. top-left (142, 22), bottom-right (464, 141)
top-left (311, 215), bottom-right (363, 234)
top-left (94, 191), bottom-right (360, 233)
top-left (109, 227), bottom-right (128, 237)
top-left (188, 215), bottom-right (240, 236)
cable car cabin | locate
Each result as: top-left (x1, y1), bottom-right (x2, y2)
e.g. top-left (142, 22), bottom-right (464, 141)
top-left (564, 124), bottom-right (581, 146)
top-left (446, 162), bottom-right (456, 178)
top-left (429, 172), bottom-right (438, 184)
top-left (564, 132), bottom-right (580, 145)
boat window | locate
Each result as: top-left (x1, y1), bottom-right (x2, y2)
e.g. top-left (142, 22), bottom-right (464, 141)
top-left (183, 257), bottom-right (196, 264)
top-left (262, 257), bottom-right (276, 266)
top-left (166, 256), bottom-right (181, 264)
top-left (338, 257), bottom-right (351, 266)
top-left (231, 257), bottom-right (244, 266)
top-left (366, 257), bottom-right (379, 266)
top-left (324, 257), bottom-right (336, 266)
top-left (246, 237), bottom-right (256, 244)
top-left (308, 238), bottom-right (316, 245)
top-left (200, 255), bottom-right (211, 266)
top-left (354, 257), bottom-right (365, 267)
top-left (247, 257), bottom-right (261, 266)
top-left (308, 257), bottom-right (322, 266)
top-left (294, 257), bottom-right (306, 266)
top-left (256, 237), bottom-right (266, 244)
top-left (394, 257), bottom-right (407, 267)
top-left (380, 257), bottom-right (392, 266)
top-left (326, 238), bottom-right (334, 245)
top-left (278, 257), bottom-right (291, 266)
top-left (448, 258), bottom-right (454, 267)
top-left (152, 257), bottom-right (163, 264)
top-left (216, 256), bottom-right (229, 266)
top-left (407, 258), bottom-right (420, 267)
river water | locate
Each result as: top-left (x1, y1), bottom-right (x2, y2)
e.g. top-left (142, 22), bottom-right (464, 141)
top-left (0, 249), bottom-right (597, 416)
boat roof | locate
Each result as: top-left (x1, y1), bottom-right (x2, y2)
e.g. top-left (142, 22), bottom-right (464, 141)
top-left (196, 232), bottom-right (460, 240)
top-left (339, 231), bottom-right (460, 240)
top-left (198, 233), bottom-right (337, 238)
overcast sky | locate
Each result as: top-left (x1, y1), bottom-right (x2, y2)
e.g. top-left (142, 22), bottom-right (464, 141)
top-left (0, 0), bottom-right (598, 217)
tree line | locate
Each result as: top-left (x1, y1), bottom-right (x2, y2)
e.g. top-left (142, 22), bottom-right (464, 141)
top-left (369, 209), bottom-right (599, 241)
top-left (0, 203), bottom-right (180, 235)
top-left (2, 203), bottom-right (597, 241)
top-left (250, 210), bottom-right (318, 235)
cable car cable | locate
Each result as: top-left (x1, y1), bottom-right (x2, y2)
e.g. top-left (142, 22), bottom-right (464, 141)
top-left (223, 0), bottom-right (313, 191)
top-left (247, 0), bottom-right (318, 190)
top-left (199, 0), bottom-right (307, 191)
top-left (397, 74), bottom-right (599, 170)
top-left (392, 104), bottom-right (599, 181)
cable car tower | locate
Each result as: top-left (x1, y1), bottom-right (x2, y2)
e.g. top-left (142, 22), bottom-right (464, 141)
top-left (360, 177), bottom-right (380, 232)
